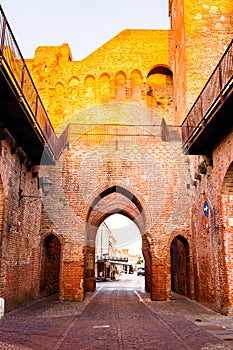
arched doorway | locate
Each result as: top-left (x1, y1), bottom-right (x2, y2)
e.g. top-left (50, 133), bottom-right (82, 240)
top-left (95, 213), bottom-right (143, 281)
top-left (0, 176), bottom-right (4, 264)
top-left (170, 235), bottom-right (190, 297)
top-left (85, 186), bottom-right (150, 293)
top-left (220, 162), bottom-right (233, 314)
top-left (146, 65), bottom-right (173, 121)
top-left (40, 234), bottom-right (61, 298)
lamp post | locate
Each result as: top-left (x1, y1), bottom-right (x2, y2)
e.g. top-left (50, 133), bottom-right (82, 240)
top-left (19, 176), bottom-right (52, 205)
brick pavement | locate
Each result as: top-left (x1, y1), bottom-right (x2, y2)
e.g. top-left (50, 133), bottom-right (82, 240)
top-left (0, 277), bottom-right (232, 349)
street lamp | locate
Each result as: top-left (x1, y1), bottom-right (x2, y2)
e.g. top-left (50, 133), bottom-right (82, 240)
top-left (19, 176), bottom-right (52, 204)
top-left (38, 176), bottom-right (51, 197)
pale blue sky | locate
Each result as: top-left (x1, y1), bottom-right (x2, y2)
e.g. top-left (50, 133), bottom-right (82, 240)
top-left (1, 0), bottom-right (170, 60)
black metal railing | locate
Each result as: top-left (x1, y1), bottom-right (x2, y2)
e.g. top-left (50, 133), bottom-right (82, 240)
top-left (182, 40), bottom-right (233, 147)
top-left (96, 255), bottom-right (128, 262)
top-left (0, 6), bottom-right (68, 160)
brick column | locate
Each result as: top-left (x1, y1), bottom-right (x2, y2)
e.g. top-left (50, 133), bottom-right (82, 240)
top-left (59, 239), bottom-right (85, 302)
top-left (85, 245), bottom-right (96, 292)
top-left (143, 249), bottom-right (151, 292)
top-left (151, 256), bottom-right (171, 301)
top-left (61, 259), bottom-right (85, 301)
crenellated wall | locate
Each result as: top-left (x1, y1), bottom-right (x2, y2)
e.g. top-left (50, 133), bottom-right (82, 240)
top-left (25, 30), bottom-right (175, 130)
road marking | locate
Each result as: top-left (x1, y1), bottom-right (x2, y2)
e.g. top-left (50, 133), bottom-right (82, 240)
top-left (134, 290), bottom-right (143, 302)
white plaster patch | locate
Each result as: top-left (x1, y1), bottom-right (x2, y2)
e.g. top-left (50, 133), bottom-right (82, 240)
top-left (0, 298), bottom-right (4, 318)
top-left (228, 217), bottom-right (233, 226)
top-left (195, 13), bottom-right (202, 20)
top-left (215, 23), bottom-right (223, 30)
top-left (210, 6), bottom-right (218, 14)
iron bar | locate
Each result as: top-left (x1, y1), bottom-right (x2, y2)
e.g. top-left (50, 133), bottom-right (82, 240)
top-left (0, 5), bottom-right (68, 161)
top-left (182, 40), bottom-right (233, 146)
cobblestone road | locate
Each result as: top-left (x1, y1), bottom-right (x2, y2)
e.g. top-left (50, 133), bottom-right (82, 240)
top-left (0, 274), bottom-right (232, 349)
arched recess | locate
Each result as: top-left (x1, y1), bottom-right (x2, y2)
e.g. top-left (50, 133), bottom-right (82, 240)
top-left (115, 71), bottom-right (126, 101)
top-left (40, 234), bottom-right (61, 298)
top-left (131, 69), bottom-right (142, 101)
top-left (69, 77), bottom-right (80, 97)
top-left (85, 185), bottom-right (151, 292)
top-left (99, 73), bottom-right (111, 102)
top-left (220, 162), bottom-right (233, 314)
top-left (170, 235), bottom-right (191, 297)
top-left (146, 65), bottom-right (173, 116)
top-left (84, 75), bottom-right (95, 101)
top-left (0, 175), bottom-right (4, 267)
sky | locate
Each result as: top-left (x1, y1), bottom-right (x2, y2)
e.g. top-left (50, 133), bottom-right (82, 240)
top-left (102, 214), bottom-right (142, 255)
top-left (0, 0), bottom-right (170, 61)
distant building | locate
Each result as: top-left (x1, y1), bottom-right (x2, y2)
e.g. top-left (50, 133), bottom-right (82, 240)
top-left (95, 222), bottom-right (117, 259)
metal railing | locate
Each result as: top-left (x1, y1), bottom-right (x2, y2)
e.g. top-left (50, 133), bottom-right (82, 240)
top-left (67, 122), bottom-right (182, 144)
top-left (68, 123), bottom-right (163, 142)
top-left (182, 40), bottom-right (233, 146)
top-left (0, 6), bottom-right (68, 160)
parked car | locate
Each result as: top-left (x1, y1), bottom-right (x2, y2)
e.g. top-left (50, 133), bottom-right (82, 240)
top-left (137, 267), bottom-right (145, 276)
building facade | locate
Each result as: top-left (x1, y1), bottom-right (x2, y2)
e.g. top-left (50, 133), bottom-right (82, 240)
top-left (0, 0), bottom-right (232, 314)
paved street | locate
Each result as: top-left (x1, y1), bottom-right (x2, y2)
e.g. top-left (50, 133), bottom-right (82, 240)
top-left (0, 273), bottom-right (232, 349)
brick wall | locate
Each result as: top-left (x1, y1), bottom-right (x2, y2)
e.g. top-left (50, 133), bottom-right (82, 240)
top-left (0, 133), bottom-right (42, 312)
top-left (171, 0), bottom-right (233, 124)
top-left (170, 0), bottom-right (233, 314)
top-left (25, 30), bottom-right (175, 129)
top-left (189, 130), bottom-right (233, 314)
top-left (40, 121), bottom-right (191, 301)
top-left (24, 29), bottom-right (192, 301)
top-left (1, 0), bottom-right (232, 314)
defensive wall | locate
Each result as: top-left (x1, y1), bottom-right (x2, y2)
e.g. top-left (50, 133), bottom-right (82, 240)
top-left (0, 0), bottom-right (232, 314)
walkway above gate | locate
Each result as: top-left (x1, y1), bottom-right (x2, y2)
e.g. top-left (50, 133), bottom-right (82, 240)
top-left (182, 39), bottom-right (233, 156)
top-left (0, 6), bottom-right (68, 165)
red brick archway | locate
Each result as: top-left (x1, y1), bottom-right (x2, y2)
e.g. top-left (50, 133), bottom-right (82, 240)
top-left (40, 234), bottom-right (61, 298)
top-left (85, 185), bottom-right (151, 293)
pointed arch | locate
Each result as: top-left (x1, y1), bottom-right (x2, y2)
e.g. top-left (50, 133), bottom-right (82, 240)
top-left (84, 75), bottom-right (95, 100)
top-left (99, 73), bottom-right (111, 102)
top-left (85, 185), bottom-right (149, 293)
top-left (146, 65), bottom-right (173, 115)
top-left (40, 234), bottom-right (61, 298)
top-left (170, 235), bottom-right (191, 297)
top-left (115, 71), bottom-right (126, 101)
top-left (220, 162), bottom-right (233, 313)
top-left (131, 69), bottom-right (142, 101)
top-left (0, 175), bottom-right (4, 268)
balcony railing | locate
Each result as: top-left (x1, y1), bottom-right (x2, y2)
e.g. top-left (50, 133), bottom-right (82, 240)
top-left (182, 40), bottom-right (233, 150)
top-left (0, 6), bottom-right (68, 161)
